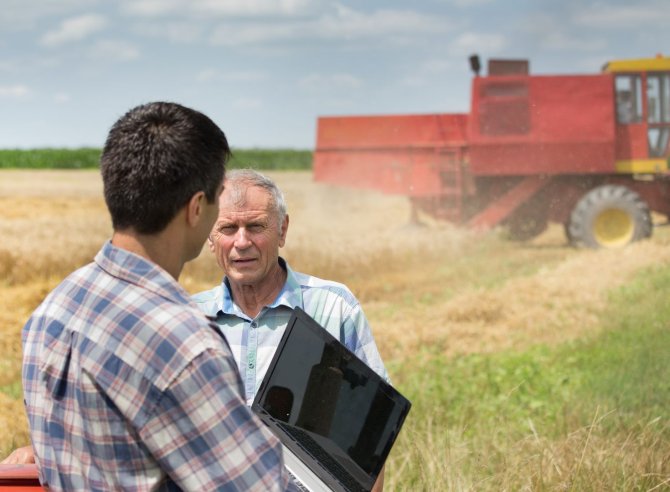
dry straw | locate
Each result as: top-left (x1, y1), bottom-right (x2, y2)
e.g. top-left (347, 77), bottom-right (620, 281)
top-left (2, 169), bottom-right (669, 486)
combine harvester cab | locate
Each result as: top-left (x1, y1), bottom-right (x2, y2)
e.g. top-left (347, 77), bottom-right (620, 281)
top-left (313, 55), bottom-right (670, 248)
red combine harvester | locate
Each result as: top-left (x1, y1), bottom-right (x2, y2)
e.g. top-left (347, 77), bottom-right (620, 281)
top-left (313, 55), bottom-right (670, 248)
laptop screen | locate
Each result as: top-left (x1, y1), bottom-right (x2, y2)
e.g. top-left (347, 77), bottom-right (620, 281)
top-left (254, 308), bottom-right (411, 480)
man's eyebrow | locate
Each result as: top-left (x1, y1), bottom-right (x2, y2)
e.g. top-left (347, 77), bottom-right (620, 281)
top-left (248, 217), bottom-right (268, 224)
top-left (215, 220), bottom-right (236, 227)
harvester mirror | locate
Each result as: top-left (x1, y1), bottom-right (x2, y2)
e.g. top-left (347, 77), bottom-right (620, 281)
top-left (469, 54), bottom-right (481, 76)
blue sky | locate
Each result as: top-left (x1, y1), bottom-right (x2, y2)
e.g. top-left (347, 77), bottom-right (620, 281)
top-left (1, 0), bottom-right (668, 149)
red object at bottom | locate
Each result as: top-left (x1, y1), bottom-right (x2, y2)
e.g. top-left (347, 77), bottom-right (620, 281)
top-left (0, 465), bottom-right (44, 491)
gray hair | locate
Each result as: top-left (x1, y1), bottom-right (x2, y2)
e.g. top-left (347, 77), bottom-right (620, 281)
top-left (224, 168), bottom-right (288, 228)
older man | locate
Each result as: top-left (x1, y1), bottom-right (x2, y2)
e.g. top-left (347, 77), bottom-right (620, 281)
top-left (192, 169), bottom-right (388, 490)
top-left (192, 169), bottom-right (388, 402)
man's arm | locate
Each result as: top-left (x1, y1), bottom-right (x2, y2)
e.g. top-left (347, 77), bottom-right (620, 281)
top-left (372, 466), bottom-right (385, 492)
top-left (345, 303), bottom-right (388, 492)
top-left (140, 347), bottom-right (293, 491)
top-left (0, 446), bottom-right (35, 465)
top-left (343, 303), bottom-right (389, 382)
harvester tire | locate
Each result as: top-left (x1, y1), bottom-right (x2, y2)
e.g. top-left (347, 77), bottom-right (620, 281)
top-left (567, 184), bottom-right (652, 249)
top-left (505, 193), bottom-right (549, 241)
top-left (507, 214), bottom-right (548, 241)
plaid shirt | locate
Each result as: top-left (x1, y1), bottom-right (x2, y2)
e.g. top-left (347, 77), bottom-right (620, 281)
top-left (192, 258), bottom-right (389, 406)
top-left (22, 241), bottom-right (294, 491)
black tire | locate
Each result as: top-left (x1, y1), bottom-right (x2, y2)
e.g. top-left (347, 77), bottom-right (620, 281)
top-left (567, 184), bottom-right (652, 249)
top-left (563, 221), bottom-right (574, 245)
top-left (505, 193), bottom-right (549, 242)
top-left (506, 213), bottom-right (548, 241)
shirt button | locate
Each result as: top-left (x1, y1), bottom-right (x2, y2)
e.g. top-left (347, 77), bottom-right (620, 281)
top-left (249, 362), bottom-right (255, 369)
top-left (251, 322), bottom-right (257, 328)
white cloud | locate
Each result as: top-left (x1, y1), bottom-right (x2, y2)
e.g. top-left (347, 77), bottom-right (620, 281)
top-left (122, 0), bottom-right (314, 17)
top-left (137, 22), bottom-right (204, 43)
top-left (0, 61), bottom-right (17, 73)
top-left (224, 70), bottom-right (266, 82)
top-left (299, 73), bottom-right (363, 91)
top-left (196, 69), bottom-right (221, 83)
top-left (232, 97), bottom-right (263, 109)
top-left (539, 31), bottom-right (606, 52)
top-left (449, 0), bottom-right (495, 5)
top-left (196, 69), bottom-right (266, 83)
top-left (0, 84), bottom-right (30, 98)
top-left (210, 5), bottom-right (450, 46)
top-left (41, 13), bottom-right (107, 46)
top-left (399, 59), bottom-right (455, 87)
top-left (210, 22), bottom-right (297, 46)
top-left (449, 32), bottom-right (506, 56)
top-left (54, 93), bottom-right (71, 104)
top-left (88, 40), bottom-right (140, 61)
top-left (521, 14), bottom-right (607, 53)
top-left (574, 2), bottom-right (670, 29)
top-left (0, 0), bottom-right (97, 29)
top-left (121, 0), bottom-right (185, 17)
top-left (315, 5), bottom-right (448, 40)
top-left (193, 0), bottom-right (314, 16)
top-left (420, 59), bottom-right (455, 74)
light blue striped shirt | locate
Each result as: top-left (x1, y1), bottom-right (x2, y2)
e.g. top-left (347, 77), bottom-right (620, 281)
top-left (192, 258), bottom-right (389, 405)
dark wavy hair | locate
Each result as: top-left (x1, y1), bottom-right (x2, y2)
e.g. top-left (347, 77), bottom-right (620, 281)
top-left (101, 102), bottom-right (230, 234)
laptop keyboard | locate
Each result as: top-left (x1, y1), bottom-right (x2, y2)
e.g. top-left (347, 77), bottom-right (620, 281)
top-left (277, 422), bottom-right (367, 492)
top-left (287, 469), bottom-right (311, 492)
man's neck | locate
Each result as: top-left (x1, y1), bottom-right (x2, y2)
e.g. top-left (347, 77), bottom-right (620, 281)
top-left (111, 228), bottom-right (184, 280)
top-left (229, 262), bottom-right (287, 318)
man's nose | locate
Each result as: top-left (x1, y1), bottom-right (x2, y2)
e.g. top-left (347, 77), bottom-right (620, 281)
top-left (234, 228), bottom-right (252, 248)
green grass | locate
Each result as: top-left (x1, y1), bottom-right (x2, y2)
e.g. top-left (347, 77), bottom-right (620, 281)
top-left (0, 148), bottom-right (313, 170)
top-left (0, 380), bottom-right (23, 400)
top-left (387, 263), bottom-right (670, 490)
top-left (0, 148), bottom-right (103, 169)
top-left (229, 148), bottom-right (313, 170)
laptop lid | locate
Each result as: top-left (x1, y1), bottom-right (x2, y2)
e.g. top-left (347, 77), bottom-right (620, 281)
top-left (251, 307), bottom-right (411, 492)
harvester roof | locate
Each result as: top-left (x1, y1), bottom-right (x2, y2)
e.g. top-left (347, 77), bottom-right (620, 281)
top-left (602, 55), bottom-right (670, 73)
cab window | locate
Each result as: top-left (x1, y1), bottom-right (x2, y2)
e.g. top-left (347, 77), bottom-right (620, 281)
top-left (646, 73), bottom-right (670, 123)
top-left (615, 75), bottom-right (642, 124)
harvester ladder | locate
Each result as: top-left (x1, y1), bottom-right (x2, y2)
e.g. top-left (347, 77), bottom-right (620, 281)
top-left (467, 175), bottom-right (548, 229)
top-left (436, 146), bottom-right (465, 222)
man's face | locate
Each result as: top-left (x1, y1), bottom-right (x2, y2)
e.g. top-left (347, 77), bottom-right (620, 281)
top-left (187, 181), bottom-right (224, 263)
top-left (209, 183), bottom-right (287, 288)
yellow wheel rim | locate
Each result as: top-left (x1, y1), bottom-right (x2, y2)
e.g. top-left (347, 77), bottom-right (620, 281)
top-left (593, 208), bottom-right (634, 247)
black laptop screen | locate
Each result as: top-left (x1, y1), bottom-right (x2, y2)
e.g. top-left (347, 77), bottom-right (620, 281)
top-left (255, 311), bottom-right (409, 477)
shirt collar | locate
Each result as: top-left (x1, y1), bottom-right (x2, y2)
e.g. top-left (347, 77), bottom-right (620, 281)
top-left (95, 240), bottom-right (194, 307)
top-left (217, 257), bottom-right (303, 317)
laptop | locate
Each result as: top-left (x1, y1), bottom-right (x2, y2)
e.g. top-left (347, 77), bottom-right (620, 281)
top-left (251, 307), bottom-right (411, 492)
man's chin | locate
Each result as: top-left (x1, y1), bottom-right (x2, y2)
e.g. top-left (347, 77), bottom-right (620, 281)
top-left (228, 270), bottom-right (259, 285)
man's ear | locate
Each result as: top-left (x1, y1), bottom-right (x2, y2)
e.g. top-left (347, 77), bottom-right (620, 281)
top-left (279, 214), bottom-right (289, 248)
top-left (185, 191), bottom-right (206, 227)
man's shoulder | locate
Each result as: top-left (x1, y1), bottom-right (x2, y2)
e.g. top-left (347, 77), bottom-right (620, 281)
top-left (32, 267), bottom-right (228, 391)
top-left (292, 270), bottom-right (359, 305)
top-left (26, 261), bottom-right (100, 316)
top-left (292, 269), bottom-right (350, 293)
top-left (129, 304), bottom-right (227, 383)
top-left (191, 284), bottom-right (222, 303)
top-left (191, 284), bottom-right (224, 316)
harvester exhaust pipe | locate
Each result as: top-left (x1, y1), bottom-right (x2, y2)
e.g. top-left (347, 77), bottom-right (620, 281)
top-left (469, 54), bottom-right (481, 76)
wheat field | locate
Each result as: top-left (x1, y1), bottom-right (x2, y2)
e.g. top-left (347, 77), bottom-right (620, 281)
top-left (2, 169), bottom-right (670, 489)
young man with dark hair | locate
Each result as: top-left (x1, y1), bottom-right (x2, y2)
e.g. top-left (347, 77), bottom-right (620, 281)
top-left (21, 102), bottom-right (294, 491)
